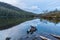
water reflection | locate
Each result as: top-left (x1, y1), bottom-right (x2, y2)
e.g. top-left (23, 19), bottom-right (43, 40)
top-left (0, 18), bottom-right (33, 30)
top-left (0, 18), bottom-right (60, 40)
top-left (40, 17), bottom-right (60, 24)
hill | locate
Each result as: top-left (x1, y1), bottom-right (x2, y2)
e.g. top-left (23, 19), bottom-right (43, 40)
top-left (38, 9), bottom-right (60, 18)
top-left (0, 2), bottom-right (35, 30)
top-left (38, 9), bottom-right (60, 24)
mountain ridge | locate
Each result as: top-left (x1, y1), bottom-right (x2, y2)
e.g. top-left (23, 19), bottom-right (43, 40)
top-left (0, 2), bottom-right (35, 30)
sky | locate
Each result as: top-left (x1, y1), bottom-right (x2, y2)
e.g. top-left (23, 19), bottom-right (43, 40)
top-left (0, 0), bottom-right (60, 14)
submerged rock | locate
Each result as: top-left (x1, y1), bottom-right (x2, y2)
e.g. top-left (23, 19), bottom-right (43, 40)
top-left (27, 26), bottom-right (37, 34)
top-left (50, 34), bottom-right (60, 39)
top-left (39, 36), bottom-right (51, 40)
top-left (5, 37), bottom-right (11, 40)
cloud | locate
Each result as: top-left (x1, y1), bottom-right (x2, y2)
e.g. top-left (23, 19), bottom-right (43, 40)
top-left (30, 6), bottom-right (39, 10)
top-left (0, 0), bottom-right (28, 9)
top-left (0, 0), bottom-right (17, 5)
top-left (0, 0), bottom-right (60, 13)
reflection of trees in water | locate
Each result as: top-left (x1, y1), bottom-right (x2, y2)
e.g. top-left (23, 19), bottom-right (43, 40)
top-left (40, 17), bottom-right (60, 24)
top-left (0, 17), bottom-right (33, 30)
top-left (40, 19), bottom-right (48, 24)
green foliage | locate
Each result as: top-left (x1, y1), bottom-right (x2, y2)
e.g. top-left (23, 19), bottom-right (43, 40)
top-left (39, 9), bottom-right (60, 24)
top-left (39, 9), bottom-right (60, 18)
top-left (0, 2), bottom-right (35, 30)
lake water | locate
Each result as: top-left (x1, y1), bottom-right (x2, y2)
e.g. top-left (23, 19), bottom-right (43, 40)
top-left (0, 19), bottom-right (60, 40)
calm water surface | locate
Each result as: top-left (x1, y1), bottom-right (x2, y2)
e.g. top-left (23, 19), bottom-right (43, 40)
top-left (0, 19), bottom-right (60, 40)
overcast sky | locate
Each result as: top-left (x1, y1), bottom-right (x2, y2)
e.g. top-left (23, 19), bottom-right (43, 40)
top-left (0, 0), bottom-right (60, 14)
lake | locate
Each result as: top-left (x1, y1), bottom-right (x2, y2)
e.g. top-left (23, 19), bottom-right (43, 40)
top-left (0, 18), bottom-right (60, 40)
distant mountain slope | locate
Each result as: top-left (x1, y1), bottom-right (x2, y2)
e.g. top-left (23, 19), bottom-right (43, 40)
top-left (39, 9), bottom-right (60, 17)
top-left (0, 2), bottom-right (35, 30)
top-left (0, 2), bottom-right (23, 11)
top-left (0, 2), bottom-right (35, 15)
